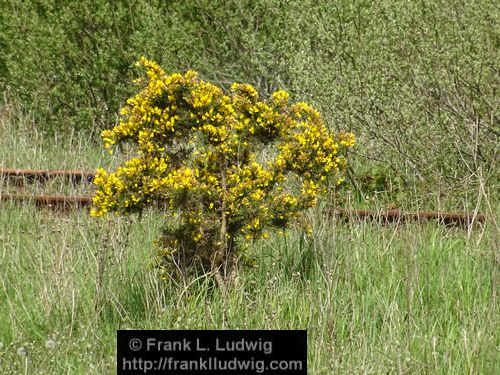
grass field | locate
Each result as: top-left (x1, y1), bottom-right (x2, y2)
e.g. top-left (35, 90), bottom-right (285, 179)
top-left (0, 112), bottom-right (498, 374)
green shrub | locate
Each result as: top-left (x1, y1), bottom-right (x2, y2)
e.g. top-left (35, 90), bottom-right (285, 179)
top-left (91, 58), bottom-right (354, 280)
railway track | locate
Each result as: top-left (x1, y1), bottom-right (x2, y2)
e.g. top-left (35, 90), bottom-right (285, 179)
top-left (0, 167), bottom-right (94, 185)
top-left (0, 168), bottom-right (486, 226)
top-left (1, 194), bottom-right (92, 209)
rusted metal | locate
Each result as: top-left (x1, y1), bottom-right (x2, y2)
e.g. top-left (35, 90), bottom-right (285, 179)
top-left (331, 209), bottom-right (485, 226)
top-left (0, 168), bottom-right (94, 186)
top-left (0, 192), bottom-right (486, 227)
top-left (1, 194), bottom-right (92, 209)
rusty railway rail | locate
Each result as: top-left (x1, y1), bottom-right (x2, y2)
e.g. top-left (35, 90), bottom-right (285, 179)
top-left (1, 194), bottom-right (92, 209)
top-left (332, 209), bottom-right (485, 226)
top-left (0, 168), bottom-right (486, 226)
top-left (0, 168), bottom-right (94, 185)
top-left (0, 193), bottom-right (486, 226)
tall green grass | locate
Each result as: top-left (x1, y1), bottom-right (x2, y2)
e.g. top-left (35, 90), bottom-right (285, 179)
top-left (0, 203), bottom-right (497, 374)
top-left (0, 113), bottom-right (498, 374)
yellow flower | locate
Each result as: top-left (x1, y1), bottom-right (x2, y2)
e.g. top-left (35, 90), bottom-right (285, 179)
top-left (91, 58), bottom-right (354, 270)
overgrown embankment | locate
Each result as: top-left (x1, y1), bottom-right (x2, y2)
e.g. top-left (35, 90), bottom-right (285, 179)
top-left (1, 0), bottom-right (498, 206)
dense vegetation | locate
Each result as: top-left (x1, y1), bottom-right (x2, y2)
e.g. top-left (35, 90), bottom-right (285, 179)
top-left (1, 0), bottom-right (498, 206)
top-left (0, 120), bottom-right (497, 372)
top-left (0, 1), bottom-right (498, 374)
top-left (90, 59), bottom-right (355, 281)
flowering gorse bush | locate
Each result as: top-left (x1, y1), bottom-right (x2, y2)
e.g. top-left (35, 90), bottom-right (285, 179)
top-left (91, 58), bottom-right (354, 277)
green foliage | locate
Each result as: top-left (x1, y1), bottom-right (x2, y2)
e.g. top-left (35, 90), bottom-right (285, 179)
top-left (0, 0), bottom-right (142, 131)
top-left (350, 163), bottom-right (406, 204)
top-left (0, 0), bottom-right (498, 202)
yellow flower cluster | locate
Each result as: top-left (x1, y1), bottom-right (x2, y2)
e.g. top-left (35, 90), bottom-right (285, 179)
top-left (90, 156), bottom-right (197, 216)
top-left (92, 58), bottom-right (354, 267)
